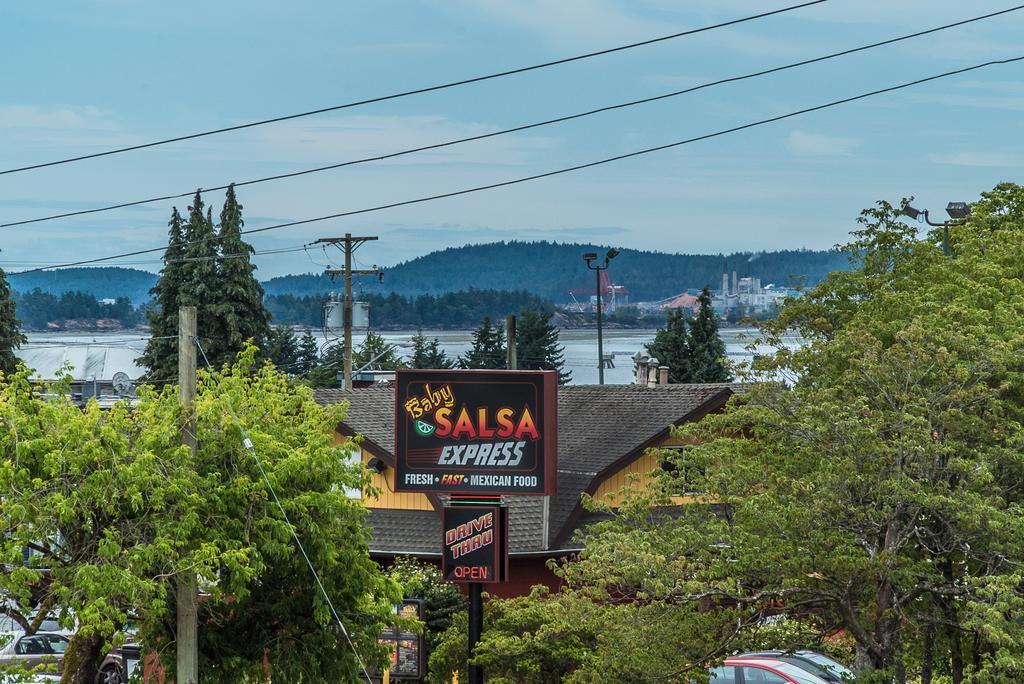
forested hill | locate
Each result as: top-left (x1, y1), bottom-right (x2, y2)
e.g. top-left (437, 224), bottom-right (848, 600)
top-left (7, 242), bottom-right (851, 305)
top-left (9, 267), bottom-right (158, 305)
top-left (263, 242), bottom-right (850, 302)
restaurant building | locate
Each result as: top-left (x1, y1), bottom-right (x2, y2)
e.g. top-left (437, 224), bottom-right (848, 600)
top-left (315, 382), bottom-right (744, 597)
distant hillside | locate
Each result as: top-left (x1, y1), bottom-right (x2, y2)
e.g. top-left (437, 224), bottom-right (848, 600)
top-left (7, 242), bottom-right (851, 307)
top-left (263, 241), bottom-right (851, 302)
top-left (9, 267), bottom-right (158, 306)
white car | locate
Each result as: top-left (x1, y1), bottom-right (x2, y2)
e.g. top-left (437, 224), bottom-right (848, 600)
top-left (0, 632), bottom-right (68, 678)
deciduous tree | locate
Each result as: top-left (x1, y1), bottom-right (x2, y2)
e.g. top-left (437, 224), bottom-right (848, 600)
top-left (0, 349), bottom-right (399, 683)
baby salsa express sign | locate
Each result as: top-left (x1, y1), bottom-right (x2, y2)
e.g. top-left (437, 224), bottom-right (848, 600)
top-left (395, 369), bottom-right (557, 495)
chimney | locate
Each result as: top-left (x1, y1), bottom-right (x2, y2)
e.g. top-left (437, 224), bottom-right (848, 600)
top-left (732, 271), bottom-right (738, 295)
top-left (722, 269), bottom-right (729, 296)
top-left (646, 357), bottom-right (659, 387)
top-left (658, 366), bottom-right (669, 385)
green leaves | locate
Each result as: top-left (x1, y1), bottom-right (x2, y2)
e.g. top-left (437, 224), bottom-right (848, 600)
top-left (0, 348), bottom-right (398, 682)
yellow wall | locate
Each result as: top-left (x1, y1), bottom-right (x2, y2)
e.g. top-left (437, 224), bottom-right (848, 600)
top-left (361, 449), bottom-right (435, 511)
top-left (591, 437), bottom-right (697, 506)
top-left (335, 434), bottom-right (434, 511)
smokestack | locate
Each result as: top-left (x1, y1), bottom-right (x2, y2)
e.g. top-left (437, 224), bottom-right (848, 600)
top-left (722, 269), bottom-right (729, 296)
top-left (732, 271), bottom-right (738, 295)
top-left (658, 366), bottom-right (669, 385)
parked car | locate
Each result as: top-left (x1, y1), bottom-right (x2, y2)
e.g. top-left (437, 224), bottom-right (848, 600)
top-left (735, 651), bottom-right (853, 682)
top-left (708, 657), bottom-right (832, 684)
top-left (0, 631), bottom-right (68, 677)
top-left (94, 643), bottom-right (141, 684)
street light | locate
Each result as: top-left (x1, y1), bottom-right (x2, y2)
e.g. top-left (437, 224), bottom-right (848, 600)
top-left (584, 248), bottom-right (619, 384)
top-left (899, 201), bottom-right (970, 256)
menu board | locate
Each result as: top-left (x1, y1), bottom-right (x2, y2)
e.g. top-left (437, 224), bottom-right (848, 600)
top-left (378, 599), bottom-right (425, 680)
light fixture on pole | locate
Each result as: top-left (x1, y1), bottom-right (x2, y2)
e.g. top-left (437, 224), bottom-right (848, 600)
top-left (899, 201), bottom-right (970, 256)
top-left (583, 248), bottom-right (620, 385)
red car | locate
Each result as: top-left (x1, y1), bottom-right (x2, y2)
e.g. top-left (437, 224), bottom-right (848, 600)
top-left (708, 656), bottom-right (833, 684)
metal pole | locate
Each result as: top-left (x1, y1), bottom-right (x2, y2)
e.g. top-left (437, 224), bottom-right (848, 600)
top-left (177, 306), bottom-right (199, 684)
top-left (343, 233), bottom-right (353, 390)
top-left (596, 267), bottom-right (605, 385)
top-left (506, 315), bottom-right (517, 371)
top-left (942, 224), bottom-right (950, 257)
top-left (468, 583), bottom-right (484, 684)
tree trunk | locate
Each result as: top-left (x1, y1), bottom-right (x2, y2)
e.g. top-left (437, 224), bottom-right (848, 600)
top-left (61, 631), bottom-right (107, 684)
top-left (943, 602), bottom-right (964, 684)
top-left (921, 623), bottom-right (934, 684)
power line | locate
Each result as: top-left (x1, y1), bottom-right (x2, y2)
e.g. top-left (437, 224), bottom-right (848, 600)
top-left (1, 244), bottom-right (308, 268)
top-left (15, 54), bottom-right (1023, 275)
top-left (0, 1), bottom-right (827, 177)
top-left (6, 4), bottom-right (1019, 230)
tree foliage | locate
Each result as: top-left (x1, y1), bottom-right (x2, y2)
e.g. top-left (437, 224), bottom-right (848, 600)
top-left (0, 267), bottom-right (25, 376)
top-left (646, 287), bottom-right (731, 383)
top-left (460, 317), bottom-right (506, 369)
top-left (0, 349), bottom-right (399, 683)
top-left (515, 308), bottom-right (570, 384)
top-left (215, 183), bottom-right (270, 357)
top-left (432, 184), bottom-right (1024, 683)
top-left (410, 330), bottom-right (454, 369)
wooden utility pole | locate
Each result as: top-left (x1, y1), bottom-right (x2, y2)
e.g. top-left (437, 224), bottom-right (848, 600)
top-left (177, 306), bottom-right (199, 684)
top-left (506, 314), bottom-right (517, 371)
top-left (318, 234), bottom-right (380, 389)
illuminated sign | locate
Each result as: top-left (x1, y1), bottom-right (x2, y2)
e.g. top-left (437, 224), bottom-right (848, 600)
top-left (378, 599), bottom-right (425, 680)
top-left (442, 504), bottom-right (508, 584)
top-left (394, 369), bottom-right (558, 495)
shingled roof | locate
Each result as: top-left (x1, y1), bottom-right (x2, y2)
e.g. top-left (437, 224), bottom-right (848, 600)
top-left (315, 384), bottom-right (742, 555)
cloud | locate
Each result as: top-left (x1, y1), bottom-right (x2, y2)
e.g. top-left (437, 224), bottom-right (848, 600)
top-left (786, 130), bottom-right (858, 156)
top-left (926, 151), bottom-right (1020, 167)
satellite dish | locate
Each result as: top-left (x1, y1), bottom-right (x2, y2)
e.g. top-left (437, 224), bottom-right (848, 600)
top-left (112, 372), bottom-right (132, 395)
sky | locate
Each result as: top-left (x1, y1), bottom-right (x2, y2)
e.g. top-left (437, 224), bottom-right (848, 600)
top-left (2, 0), bottom-right (1024, 278)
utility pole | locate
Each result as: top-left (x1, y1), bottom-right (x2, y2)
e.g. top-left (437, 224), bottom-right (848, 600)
top-left (318, 234), bottom-right (380, 389)
top-left (177, 306), bottom-right (199, 684)
top-left (506, 314), bottom-right (517, 371)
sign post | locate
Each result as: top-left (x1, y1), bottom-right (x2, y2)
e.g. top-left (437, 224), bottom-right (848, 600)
top-left (395, 369), bottom-right (557, 684)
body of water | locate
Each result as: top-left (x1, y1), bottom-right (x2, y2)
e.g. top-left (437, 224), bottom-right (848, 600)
top-left (24, 327), bottom-right (800, 385)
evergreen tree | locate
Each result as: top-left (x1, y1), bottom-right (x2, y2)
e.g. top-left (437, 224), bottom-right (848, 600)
top-left (139, 207), bottom-right (187, 381)
top-left (265, 326), bottom-right (300, 371)
top-left (460, 317), bottom-right (506, 369)
top-left (177, 191), bottom-right (224, 367)
top-left (515, 309), bottom-right (570, 384)
top-left (0, 267), bottom-right (25, 375)
top-left (353, 331), bottom-right (405, 370)
top-left (645, 309), bottom-right (692, 383)
top-left (687, 286), bottom-right (731, 382)
top-left (410, 329), bottom-right (454, 369)
top-left (216, 184), bottom-right (271, 360)
top-left (296, 329), bottom-right (321, 374)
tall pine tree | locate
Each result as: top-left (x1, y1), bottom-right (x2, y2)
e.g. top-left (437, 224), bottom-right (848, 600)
top-left (645, 308), bottom-right (692, 383)
top-left (177, 193), bottom-right (222, 365)
top-left (460, 317), bottom-right (506, 369)
top-left (410, 329), bottom-right (454, 369)
top-left (688, 286), bottom-right (731, 382)
top-left (216, 184), bottom-right (270, 362)
top-left (139, 207), bottom-right (187, 381)
top-left (516, 309), bottom-right (570, 384)
top-left (0, 267), bottom-right (25, 375)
